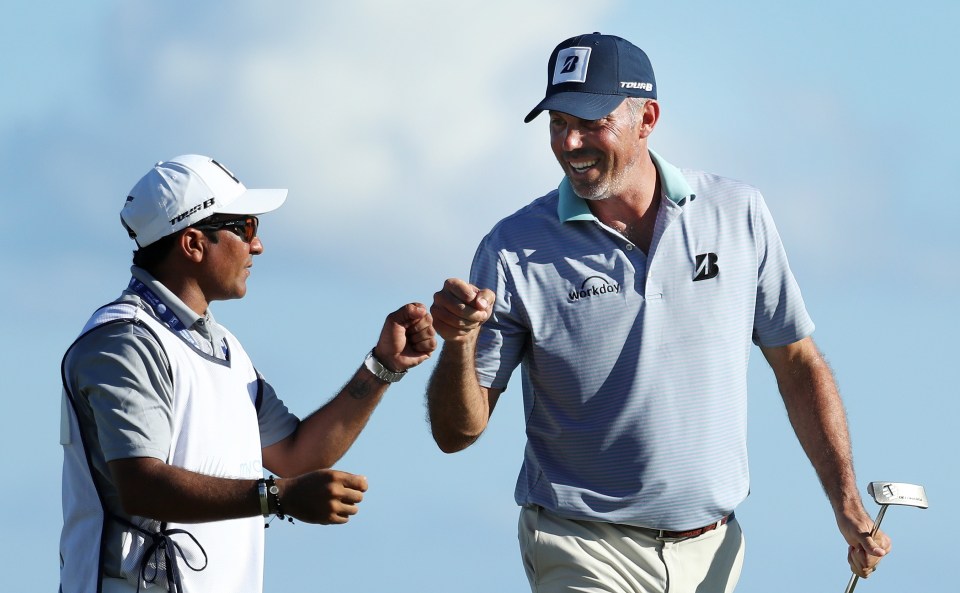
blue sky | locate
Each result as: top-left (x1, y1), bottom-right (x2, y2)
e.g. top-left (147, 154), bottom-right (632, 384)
top-left (2, 1), bottom-right (956, 591)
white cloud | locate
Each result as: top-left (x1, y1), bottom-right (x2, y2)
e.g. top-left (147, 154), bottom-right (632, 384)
top-left (83, 0), bottom-right (615, 271)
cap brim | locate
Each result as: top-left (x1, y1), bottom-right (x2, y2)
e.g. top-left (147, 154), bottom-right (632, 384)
top-left (524, 93), bottom-right (626, 123)
top-left (219, 188), bottom-right (288, 216)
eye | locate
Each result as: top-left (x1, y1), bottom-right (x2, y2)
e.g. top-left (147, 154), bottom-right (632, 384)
top-left (583, 118), bottom-right (604, 130)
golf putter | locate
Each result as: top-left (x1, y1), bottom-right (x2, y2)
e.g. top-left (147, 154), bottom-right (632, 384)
top-left (843, 481), bottom-right (928, 593)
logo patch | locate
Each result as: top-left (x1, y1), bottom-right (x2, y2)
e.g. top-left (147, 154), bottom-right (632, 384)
top-left (693, 253), bottom-right (719, 281)
top-left (569, 275), bottom-right (621, 302)
top-left (553, 47), bottom-right (592, 85)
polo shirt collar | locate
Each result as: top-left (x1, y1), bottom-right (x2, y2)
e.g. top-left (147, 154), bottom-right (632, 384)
top-left (557, 149), bottom-right (695, 222)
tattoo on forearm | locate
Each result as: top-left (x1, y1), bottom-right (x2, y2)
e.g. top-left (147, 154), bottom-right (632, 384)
top-left (346, 374), bottom-right (375, 400)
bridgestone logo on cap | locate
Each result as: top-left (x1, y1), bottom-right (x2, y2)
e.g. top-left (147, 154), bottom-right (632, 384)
top-left (553, 47), bottom-right (591, 85)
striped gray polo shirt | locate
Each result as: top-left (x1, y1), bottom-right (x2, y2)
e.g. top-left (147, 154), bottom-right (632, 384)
top-left (470, 150), bottom-right (814, 530)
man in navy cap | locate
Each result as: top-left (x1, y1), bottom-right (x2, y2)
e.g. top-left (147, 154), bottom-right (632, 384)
top-left (426, 33), bottom-right (891, 592)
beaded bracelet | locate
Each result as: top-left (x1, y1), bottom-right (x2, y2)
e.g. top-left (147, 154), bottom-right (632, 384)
top-left (266, 475), bottom-right (294, 526)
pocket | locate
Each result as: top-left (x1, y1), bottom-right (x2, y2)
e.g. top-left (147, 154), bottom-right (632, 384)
top-left (518, 506), bottom-right (541, 585)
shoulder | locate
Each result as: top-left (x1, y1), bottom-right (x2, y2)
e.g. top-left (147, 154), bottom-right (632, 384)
top-left (681, 168), bottom-right (764, 205)
top-left (487, 190), bottom-right (559, 238)
top-left (480, 189), bottom-right (561, 248)
top-left (71, 297), bottom-right (161, 351)
top-left (64, 307), bottom-right (170, 380)
top-left (676, 168), bottom-right (772, 229)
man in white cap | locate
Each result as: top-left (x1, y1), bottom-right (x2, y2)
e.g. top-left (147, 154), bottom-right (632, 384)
top-left (60, 154), bottom-right (436, 593)
top-left (426, 33), bottom-right (890, 592)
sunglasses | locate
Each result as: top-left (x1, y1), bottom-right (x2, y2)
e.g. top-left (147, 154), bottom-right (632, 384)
top-left (193, 216), bottom-right (259, 243)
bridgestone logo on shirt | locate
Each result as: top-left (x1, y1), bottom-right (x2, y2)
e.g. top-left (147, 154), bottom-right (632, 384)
top-left (569, 276), bottom-right (622, 301)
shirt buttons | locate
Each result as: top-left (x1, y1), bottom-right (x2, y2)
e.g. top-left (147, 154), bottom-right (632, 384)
top-left (625, 243), bottom-right (634, 251)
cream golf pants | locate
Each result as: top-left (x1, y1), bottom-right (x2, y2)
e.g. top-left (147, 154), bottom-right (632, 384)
top-left (519, 505), bottom-right (745, 593)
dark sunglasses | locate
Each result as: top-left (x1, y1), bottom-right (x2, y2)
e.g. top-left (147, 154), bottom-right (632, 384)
top-left (193, 216), bottom-right (259, 243)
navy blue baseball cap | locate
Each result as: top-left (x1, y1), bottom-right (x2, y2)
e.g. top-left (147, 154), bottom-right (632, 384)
top-left (524, 33), bottom-right (657, 123)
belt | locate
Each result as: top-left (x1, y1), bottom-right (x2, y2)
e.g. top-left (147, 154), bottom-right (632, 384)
top-left (649, 513), bottom-right (732, 541)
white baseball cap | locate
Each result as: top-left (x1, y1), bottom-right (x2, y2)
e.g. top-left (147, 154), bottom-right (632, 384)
top-left (121, 154), bottom-right (288, 247)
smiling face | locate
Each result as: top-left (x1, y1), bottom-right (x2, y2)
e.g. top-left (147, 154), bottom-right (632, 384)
top-left (548, 99), bottom-right (651, 201)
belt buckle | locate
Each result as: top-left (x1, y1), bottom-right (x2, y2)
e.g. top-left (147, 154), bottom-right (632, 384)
top-left (655, 529), bottom-right (685, 542)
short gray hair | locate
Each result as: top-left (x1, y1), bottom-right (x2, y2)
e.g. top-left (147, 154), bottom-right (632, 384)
top-left (623, 97), bottom-right (649, 124)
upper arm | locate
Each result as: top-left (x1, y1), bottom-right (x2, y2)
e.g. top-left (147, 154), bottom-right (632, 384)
top-left (760, 337), bottom-right (813, 373)
top-left (108, 456), bottom-right (168, 507)
top-left (751, 194), bottom-right (815, 348)
top-left (760, 336), bottom-right (817, 375)
top-left (255, 376), bottom-right (299, 449)
top-left (67, 323), bottom-right (175, 463)
top-left (470, 240), bottom-right (528, 391)
top-left (760, 336), bottom-right (836, 403)
top-left (485, 385), bottom-right (504, 417)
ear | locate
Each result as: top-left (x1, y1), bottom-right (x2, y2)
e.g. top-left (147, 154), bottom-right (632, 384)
top-left (638, 99), bottom-right (660, 139)
top-left (179, 228), bottom-right (208, 264)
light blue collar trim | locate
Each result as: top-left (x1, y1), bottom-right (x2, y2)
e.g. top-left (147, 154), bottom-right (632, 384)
top-left (650, 149), bottom-right (695, 205)
top-left (557, 179), bottom-right (594, 221)
top-left (557, 149), bottom-right (696, 222)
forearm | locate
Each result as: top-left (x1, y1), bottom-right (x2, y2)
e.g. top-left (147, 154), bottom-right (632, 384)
top-left (764, 338), bottom-right (890, 573)
top-left (110, 457), bottom-right (260, 523)
top-left (426, 338), bottom-right (492, 453)
top-left (766, 340), bottom-right (860, 513)
top-left (110, 457), bottom-right (369, 526)
top-left (265, 365), bottom-right (388, 476)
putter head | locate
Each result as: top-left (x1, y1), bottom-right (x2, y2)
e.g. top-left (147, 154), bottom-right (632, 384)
top-left (867, 481), bottom-right (929, 509)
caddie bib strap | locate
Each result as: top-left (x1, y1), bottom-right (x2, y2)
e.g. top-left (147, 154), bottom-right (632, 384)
top-left (110, 514), bottom-right (207, 593)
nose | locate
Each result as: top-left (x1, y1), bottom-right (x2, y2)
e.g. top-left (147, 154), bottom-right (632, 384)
top-left (560, 126), bottom-right (584, 152)
top-left (250, 236), bottom-right (264, 255)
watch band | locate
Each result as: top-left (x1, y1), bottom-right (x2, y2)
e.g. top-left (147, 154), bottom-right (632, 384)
top-left (363, 349), bottom-right (406, 383)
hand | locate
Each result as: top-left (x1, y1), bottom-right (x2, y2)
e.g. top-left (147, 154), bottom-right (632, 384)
top-left (430, 278), bottom-right (496, 343)
top-left (372, 302), bottom-right (436, 373)
top-left (278, 469), bottom-right (368, 525)
top-left (837, 507), bottom-right (892, 578)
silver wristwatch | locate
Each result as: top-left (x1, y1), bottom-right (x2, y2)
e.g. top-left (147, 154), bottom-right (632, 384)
top-left (363, 349), bottom-right (406, 383)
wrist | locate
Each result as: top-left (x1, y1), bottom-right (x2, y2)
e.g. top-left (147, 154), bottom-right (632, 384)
top-left (256, 476), bottom-right (285, 518)
top-left (363, 349), bottom-right (406, 383)
top-left (256, 478), bottom-right (271, 517)
top-left (266, 475), bottom-right (283, 518)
